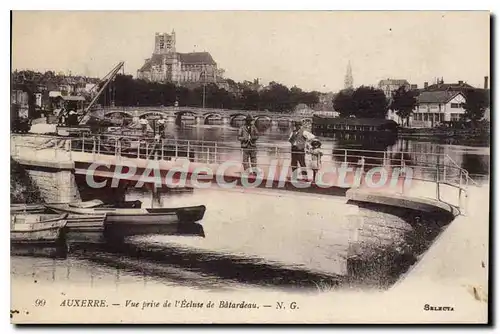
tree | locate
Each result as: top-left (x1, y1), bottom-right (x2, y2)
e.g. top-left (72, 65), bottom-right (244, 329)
top-left (462, 88), bottom-right (489, 123)
top-left (351, 86), bottom-right (388, 119)
top-left (332, 88), bottom-right (355, 117)
top-left (390, 86), bottom-right (418, 127)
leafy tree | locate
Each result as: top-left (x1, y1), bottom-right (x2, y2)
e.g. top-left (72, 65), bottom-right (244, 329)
top-left (462, 88), bottom-right (489, 123)
top-left (390, 86), bottom-right (418, 127)
top-left (351, 86), bottom-right (388, 119)
top-left (332, 88), bottom-right (355, 117)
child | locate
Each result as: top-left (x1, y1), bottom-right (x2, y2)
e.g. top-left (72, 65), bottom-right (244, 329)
top-left (309, 139), bottom-right (323, 182)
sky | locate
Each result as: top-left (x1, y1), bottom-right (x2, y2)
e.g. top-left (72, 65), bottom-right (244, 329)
top-left (12, 11), bottom-right (490, 93)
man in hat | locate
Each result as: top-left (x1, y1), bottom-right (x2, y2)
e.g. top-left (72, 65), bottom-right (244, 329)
top-left (288, 120), bottom-right (315, 179)
top-left (157, 115), bottom-right (167, 139)
top-left (238, 115), bottom-right (259, 173)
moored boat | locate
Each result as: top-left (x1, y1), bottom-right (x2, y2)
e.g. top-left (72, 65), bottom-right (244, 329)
top-left (10, 214), bottom-right (68, 247)
top-left (65, 214), bottom-right (107, 245)
top-left (44, 201), bottom-right (206, 240)
top-left (11, 203), bottom-right (49, 214)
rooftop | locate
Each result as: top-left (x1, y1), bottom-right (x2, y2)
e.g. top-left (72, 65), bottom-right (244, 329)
top-left (378, 79), bottom-right (410, 86)
top-left (417, 91), bottom-right (463, 104)
top-left (424, 82), bottom-right (474, 91)
top-left (139, 52), bottom-right (216, 72)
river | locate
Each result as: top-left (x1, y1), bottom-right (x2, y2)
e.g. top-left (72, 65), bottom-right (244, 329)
top-left (11, 123), bottom-right (490, 292)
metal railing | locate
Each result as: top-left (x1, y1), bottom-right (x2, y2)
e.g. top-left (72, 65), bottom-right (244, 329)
top-left (11, 133), bottom-right (479, 216)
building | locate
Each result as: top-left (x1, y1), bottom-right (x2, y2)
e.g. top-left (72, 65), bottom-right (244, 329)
top-left (378, 79), bottom-right (410, 98)
top-left (312, 115), bottom-right (398, 134)
top-left (412, 91), bottom-right (467, 127)
top-left (422, 79), bottom-right (474, 93)
top-left (137, 31), bottom-right (223, 85)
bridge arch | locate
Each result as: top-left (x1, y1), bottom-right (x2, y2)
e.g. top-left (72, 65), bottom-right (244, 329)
top-left (103, 110), bottom-right (134, 118)
top-left (254, 115), bottom-right (272, 122)
top-left (137, 110), bottom-right (169, 118)
top-left (174, 110), bottom-right (197, 126)
top-left (202, 112), bottom-right (223, 125)
top-left (228, 113), bottom-right (249, 127)
top-left (174, 110), bottom-right (196, 117)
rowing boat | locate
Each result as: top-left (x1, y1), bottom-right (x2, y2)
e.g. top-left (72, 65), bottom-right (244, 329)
top-left (10, 214), bottom-right (68, 246)
top-left (44, 201), bottom-right (206, 239)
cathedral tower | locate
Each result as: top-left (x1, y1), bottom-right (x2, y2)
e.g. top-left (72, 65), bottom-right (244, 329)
top-left (344, 61), bottom-right (353, 89)
top-left (154, 30), bottom-right (176, 54)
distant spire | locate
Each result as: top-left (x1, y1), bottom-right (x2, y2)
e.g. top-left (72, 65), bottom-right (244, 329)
top-left (344, 61), bottom-right (353, 89)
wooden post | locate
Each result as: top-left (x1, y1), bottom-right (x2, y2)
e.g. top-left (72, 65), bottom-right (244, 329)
top-left (436, 154), bottom-right (440, 201)
top-left (161, 139), bottom-right (164, 160)
top-left (214, 142), bottom-right (218, 164)
top-left (82, 134), bottom-right (85, 152)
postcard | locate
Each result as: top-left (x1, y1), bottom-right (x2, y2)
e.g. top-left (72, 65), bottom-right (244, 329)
top-left (10, 10), bottom-right (490, 324)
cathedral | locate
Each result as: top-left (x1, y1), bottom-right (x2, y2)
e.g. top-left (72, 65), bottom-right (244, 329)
top-left (137, 31), bottom-right (223, 85)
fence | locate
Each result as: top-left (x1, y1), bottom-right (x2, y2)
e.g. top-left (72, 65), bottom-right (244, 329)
top-left (11, 133), bottom-right (477, 216)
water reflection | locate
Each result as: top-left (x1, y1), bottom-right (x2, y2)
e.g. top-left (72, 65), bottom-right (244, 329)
top-left (164, 123), bottom-right (489, 179)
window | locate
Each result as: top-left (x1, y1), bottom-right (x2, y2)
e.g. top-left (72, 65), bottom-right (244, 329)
top-left (451, 103), bottom-right (460, 108)
top-left (450, 113), bottom-right (461, 122)
top-left (430, 105), bottom-right (438, 109)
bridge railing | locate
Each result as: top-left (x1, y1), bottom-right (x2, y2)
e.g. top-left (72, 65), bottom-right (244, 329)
top-left (66, 134), bottom-right (474, 215)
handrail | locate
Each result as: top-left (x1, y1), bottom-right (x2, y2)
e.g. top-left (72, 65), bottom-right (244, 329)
top-left (12, 134), bottom-right (478, 216)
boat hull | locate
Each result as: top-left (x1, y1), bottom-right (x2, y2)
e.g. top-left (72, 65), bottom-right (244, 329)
top-left (65, 214), bottom-right (107, 245)
top-left (44, 204), bottom-right (206, 239)
top-left (10, 214), bottom-right (68, 257)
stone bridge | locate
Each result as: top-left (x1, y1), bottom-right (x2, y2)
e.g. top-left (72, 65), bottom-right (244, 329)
top-left (101, 107), bottom-right (312, 127)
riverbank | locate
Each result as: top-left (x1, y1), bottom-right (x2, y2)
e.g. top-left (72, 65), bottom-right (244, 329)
top-left (398, 125), bottom-right (490, 141)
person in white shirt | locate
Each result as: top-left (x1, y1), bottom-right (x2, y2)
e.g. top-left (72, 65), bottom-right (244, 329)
top-left (157, 115), bottom-right (167, 138)
top-left (139, 117), bottom-right (149, 135)
top-left (288, 120), bottom-right (315, 179)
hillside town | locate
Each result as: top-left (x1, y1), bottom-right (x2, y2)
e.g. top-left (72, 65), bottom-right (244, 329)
top-left (11, 30), bottom-right (491, 136)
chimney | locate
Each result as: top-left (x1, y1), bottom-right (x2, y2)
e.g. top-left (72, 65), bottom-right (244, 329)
top-left (424, 82), bottom-right (428, 89)
top-left (458, 80), bottom-right (464, 85)
top-left (484, 76), bottom-right (489, 89)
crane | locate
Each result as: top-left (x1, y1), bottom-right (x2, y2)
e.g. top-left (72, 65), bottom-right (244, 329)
top-left (78, 61), bottom-right (124, 125)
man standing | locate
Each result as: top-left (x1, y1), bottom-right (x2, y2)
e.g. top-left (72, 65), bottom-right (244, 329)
top-left (157, 115), bottom-right (167, 139)
top-left (288, 120), bottom-right (315, 179)
top-left (238, 115), bottom-right (259, 173)
top-left (139, 116), bottom-right (149, 136)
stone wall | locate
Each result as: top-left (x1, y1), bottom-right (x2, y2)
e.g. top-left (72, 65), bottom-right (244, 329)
top-left (11, 134), bottom-right (80, 203)
top-left (345, 202), bottom-right (454, 289)
top-left (26, 168), bottom-right (81, 203)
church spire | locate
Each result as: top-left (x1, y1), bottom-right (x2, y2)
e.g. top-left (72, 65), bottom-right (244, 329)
top-left (344, 61), bottom-right (353, 89)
